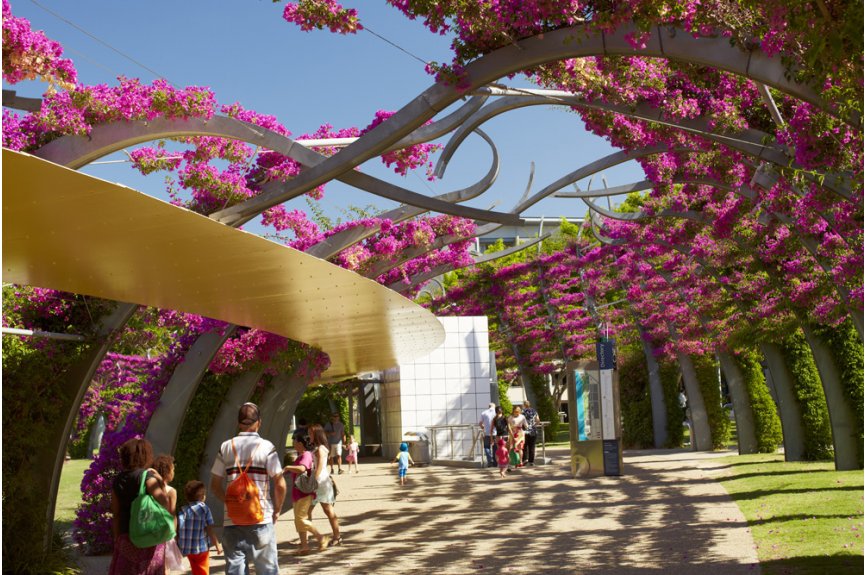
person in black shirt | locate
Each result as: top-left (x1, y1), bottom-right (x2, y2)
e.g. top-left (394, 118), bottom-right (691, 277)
top-left (108, 438), bottom-right (172, 575)
top-left (492, 406), bottom-right (509, 445)
top-left (522, 400), bottom-right (541, 466)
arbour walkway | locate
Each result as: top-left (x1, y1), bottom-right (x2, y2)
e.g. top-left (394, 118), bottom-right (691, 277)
top-left (76, 448), bottom-right (758, 574)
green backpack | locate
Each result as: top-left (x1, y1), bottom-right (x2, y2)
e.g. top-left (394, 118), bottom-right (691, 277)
top-left (129, 469), bottom-right (176, 548)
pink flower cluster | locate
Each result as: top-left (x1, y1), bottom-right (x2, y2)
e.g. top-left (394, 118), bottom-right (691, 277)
top-left (282, 0), bottom-right (362, 34)
top-left (2, 76), bottom-right (216, 151)
top-left (2, 0), bottom-right (77, 86)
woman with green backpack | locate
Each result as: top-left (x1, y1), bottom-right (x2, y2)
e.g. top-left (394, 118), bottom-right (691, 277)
top-left (108, 438), bottom-right (174, 575)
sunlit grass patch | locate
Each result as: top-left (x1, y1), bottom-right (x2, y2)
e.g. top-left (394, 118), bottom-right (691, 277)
top-left (713, 453), bottom-right (863, 575)
top-left (55, 458), bottom-right (90, 536)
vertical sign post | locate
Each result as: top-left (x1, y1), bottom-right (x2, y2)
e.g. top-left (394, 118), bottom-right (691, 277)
top-left (596, 338), bottom-right (622, 476)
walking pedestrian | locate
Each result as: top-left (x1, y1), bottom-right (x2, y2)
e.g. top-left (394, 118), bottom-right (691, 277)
top-left (282, 437), bottom-right (327, 555)
top-left (508, 405), bottom-right (527, 470)
top-left (521, 400), bottom-right (540, 466)
top-left (308, 423), bottom-right (342, 546)
top-left (108, 438), bottom-right (172, 575)
top-left (392, 442), bottom-right (415, 486)
top-left (324, 413), bottom-right (345, 475)
top-left (209, 403), bottom-right (286, 575)
top-left (478, 402), bottom-right (496, 468)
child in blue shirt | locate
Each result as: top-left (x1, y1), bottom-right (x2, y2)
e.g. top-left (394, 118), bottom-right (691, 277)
top-left (392, 442), bottom-right (415, 486)
top-left (178, 480), bottom-right (221, 575)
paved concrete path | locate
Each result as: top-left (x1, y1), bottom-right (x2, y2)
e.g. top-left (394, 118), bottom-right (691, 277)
top-left (76, 447), bottom-right (759, 574)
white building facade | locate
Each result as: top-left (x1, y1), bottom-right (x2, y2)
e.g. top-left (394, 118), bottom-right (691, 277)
top-left (381, 316), bottom-right (495, 462)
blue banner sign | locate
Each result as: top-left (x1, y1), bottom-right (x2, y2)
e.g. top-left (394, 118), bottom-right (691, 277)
top-left (575, 371), bottom-right (587, 440)
top-left (596, 339), bottom-right (616, 370)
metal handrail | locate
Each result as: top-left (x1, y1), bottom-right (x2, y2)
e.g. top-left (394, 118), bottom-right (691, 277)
top-left (425, 421), bottom-right (554, 466)
top-left (425, 424), bottom-right (484, 465)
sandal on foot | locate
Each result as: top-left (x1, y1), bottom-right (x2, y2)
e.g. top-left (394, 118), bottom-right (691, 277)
top-left (328, 536), bottom-right (343, 547)
top-left (318, 535), bottom-right (330, 550)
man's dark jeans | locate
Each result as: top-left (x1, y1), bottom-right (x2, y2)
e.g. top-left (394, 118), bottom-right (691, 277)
top-left (483, 435), bottom-right (495, 467)
top-left (523, 433), bottom-right (537, 464)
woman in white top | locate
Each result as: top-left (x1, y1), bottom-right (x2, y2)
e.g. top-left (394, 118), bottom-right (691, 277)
top-left (508, 405), bottom-right (528, 454)
top-left (308, 423), bottom-right (342, 545)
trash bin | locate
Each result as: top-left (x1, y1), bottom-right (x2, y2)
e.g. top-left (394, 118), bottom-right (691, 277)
top-left (402, 432), bottom-right (431, 466)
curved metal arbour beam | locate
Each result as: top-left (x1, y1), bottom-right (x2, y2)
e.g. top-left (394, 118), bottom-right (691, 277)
top-left (314, 146), bottom-right (535, 270)
top-left (390, 234), bottom-right (550, 294)
top-left (2, 89), bottom-right (42, 112)
top-left (465, 145), bottom-right (695, 249)
top-left (443, 89), bottom-right (852, 198)
top-left (440, 90), bottom-right (776, 175)
top-left (583, 196), bottom-right (707, 223)
top-left (305, 128), bottom-right (501, 260)
top-left (33, 116), bottom-right (520, 226)
top-left (209, 22), bottom-right (850, 227)
top-left (391, 91), bottom-right (491, 148)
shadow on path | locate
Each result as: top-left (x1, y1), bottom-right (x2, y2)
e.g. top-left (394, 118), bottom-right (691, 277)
top-left (74, 448), bottom-right (759, 574)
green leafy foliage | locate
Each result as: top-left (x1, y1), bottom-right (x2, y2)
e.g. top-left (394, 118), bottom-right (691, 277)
top-left (659, 358), bottom-right (684, 448)
top-left (781, 332), bottom-right (834, 460)
top-left (496, 376), bottom-right (513, 413)
top-left (733, 348), bottom-right (783, 453)
top-left (172, 372), bottom-right (235, 502)
top-left (2, 335), bottom-right (88, 573)
top-left (295, 383), bottom-right (349, 429)
top-left (528, 372), bottom-right (560, 437)
top-left (618, 344), bottom-right (654, 449)
top-left (693, 354), bottom-right (731, 449)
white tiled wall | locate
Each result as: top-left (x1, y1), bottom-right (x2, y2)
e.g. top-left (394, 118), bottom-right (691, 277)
top-left (382, 316), bottom-right (493, 460)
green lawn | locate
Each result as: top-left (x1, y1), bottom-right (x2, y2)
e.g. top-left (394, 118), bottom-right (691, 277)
top-left (55, 459), bottom-right (90, 536)
top-left (713, 454), bottom-right (864, 575)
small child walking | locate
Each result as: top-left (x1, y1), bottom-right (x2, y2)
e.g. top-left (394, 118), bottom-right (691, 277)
top-left (495, 438), bottom-right (509, 477)
top-left (509, 431), bottom-right (524, 470)
top-left (345, 435), bottom-right (360, 474)
top-left (392, 442), bottom-right (415, 486)
top-left (178, 480), bottom-right (222, 575)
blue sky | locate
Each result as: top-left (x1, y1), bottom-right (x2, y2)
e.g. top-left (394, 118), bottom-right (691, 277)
top-left (5, 0), bottom-right (644, 233)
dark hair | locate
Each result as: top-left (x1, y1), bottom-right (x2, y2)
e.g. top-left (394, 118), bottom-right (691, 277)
top-left (297, 417), bottom-right (307, 426)
top-left (184, 480), bottom-right (206, 503)
top-left (495, 406), bottom-right (504, 416)
top-left (118, 438), bottom-right (154, 471)
top-left (293, 435), bottom-right (312, 451)
top-left (152, 454), bottom-right (174, 480)
top-left (238, 402), bottom-right (260, 426)
top-left (308, 423), bottom-right (330, 449)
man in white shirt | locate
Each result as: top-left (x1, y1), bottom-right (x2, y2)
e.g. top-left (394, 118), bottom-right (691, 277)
top-left (478, 403), bottom-right (497, 467)
top-left (324, 413), bottom-right (346, 475)
top-left (210, 403), bottom-right (286, 575)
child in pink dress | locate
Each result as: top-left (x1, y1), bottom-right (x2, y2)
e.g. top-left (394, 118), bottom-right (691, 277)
top-left (345, 436), bottom-right (360, 474)
top-left (495, 438), bottom-right (509, 477)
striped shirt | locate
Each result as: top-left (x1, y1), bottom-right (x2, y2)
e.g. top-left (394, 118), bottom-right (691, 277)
top-left (178, 501), bottom-right (214, 556)
top-left (210, 432), bottom-right (282, 526)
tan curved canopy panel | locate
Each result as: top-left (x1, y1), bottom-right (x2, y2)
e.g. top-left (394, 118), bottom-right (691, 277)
top-left (2, 149), bottom-right (444, 381)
